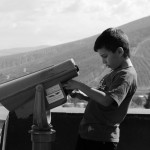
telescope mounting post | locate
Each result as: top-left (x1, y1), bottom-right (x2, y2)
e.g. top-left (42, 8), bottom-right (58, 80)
top-left (30, 84), bottom-right (56, 150)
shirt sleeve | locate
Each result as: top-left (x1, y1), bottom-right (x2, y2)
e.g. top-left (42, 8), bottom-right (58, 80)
top-left (106, 72), bottom-right (130, 106)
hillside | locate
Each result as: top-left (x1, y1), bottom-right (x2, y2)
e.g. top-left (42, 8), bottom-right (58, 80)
top-left (1, 16), bottom-right (150, 93)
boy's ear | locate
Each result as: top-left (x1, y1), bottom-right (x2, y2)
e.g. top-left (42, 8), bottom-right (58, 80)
top-left (117, 47), bottom-right (124, 57)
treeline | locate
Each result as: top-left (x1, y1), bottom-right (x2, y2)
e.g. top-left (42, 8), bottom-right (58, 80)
top-left (0, 48), bottom-right (50, 70)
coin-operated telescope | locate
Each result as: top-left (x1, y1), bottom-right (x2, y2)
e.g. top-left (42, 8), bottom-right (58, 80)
top-left (0, 58), bottom-right (79, 150)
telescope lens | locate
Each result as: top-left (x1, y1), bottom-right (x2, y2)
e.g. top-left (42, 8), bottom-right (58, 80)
top-left (75, 65), bottom-right (79, 72)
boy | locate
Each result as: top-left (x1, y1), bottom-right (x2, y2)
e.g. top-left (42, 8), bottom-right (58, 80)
top-left (64, 28), bottom-right (137, 150)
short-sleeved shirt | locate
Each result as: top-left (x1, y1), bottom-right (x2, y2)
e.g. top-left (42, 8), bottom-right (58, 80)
top-left (79, 66), bottom-right (137, 142)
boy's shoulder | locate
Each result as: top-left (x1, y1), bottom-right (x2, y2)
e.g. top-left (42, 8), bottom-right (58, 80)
top-left (109, 66), bottom-right (137, 81)
top-left (113, 65), bottom-right (136, 75)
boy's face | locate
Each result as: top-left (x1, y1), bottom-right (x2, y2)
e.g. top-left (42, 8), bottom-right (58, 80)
top-left (97, 47), bottom-right (123, 70)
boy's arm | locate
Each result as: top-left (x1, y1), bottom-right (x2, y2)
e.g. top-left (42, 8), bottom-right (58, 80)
top-left (64, 80), bottom-right (114, 106)
top-left (78, 83), bottom-right (114, 106)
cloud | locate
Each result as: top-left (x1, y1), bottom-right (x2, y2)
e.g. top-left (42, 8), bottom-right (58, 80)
top-left (0, 0), bottom-right (37, 12)
top-left (0, 0), bottom-right (150, 49)
top-left (108, 0), bottom-right (150, 23)
top-left (62, 0), bottom-right (81, 13)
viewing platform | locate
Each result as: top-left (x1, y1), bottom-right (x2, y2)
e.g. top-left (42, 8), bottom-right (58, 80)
top-left (0, 105), bottom-right (150, 150)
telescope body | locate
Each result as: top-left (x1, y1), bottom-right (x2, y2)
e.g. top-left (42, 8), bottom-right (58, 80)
top-left (0, 59), bottom-right (79, 112)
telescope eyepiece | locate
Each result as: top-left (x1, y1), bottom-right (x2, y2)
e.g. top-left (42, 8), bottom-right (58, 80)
top-left (75, 65), bottom-right (79, 72)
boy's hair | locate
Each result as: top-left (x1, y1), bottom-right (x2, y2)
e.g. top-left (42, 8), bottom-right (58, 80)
top-left (94, 28), bottom-right (130, 58)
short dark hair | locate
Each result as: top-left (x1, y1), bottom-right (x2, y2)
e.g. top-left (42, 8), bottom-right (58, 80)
top-left (94, 28), bottom-right (130, 58)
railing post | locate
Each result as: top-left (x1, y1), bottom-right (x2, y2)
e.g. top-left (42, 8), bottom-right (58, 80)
top-left (30, 84), bottom-right (56, 150)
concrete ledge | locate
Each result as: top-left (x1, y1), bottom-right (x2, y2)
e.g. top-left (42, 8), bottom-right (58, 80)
top-left (0, 106), bottom-right (9, 120)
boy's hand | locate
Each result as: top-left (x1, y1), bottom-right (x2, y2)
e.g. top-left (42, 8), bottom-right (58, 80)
top-left (63, 80), bottom-right (89, 101)
top-left (70, 90), bottom-right (89, 101)
top-left (70, 90), bottom-right (84, 99)
top-left (63, 79), bottom-right (81, 90)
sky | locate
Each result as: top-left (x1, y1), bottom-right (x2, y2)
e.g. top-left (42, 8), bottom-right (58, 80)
top-left (0, 0), bottom-right (150, 50)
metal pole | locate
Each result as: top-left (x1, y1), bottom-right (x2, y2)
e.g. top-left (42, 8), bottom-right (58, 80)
top-left (2, 114), bottom-right (9, 150)
top-left (30, 84), bottom-right (56, 150)
top-left (30, 128), bottom-right (56, 150)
